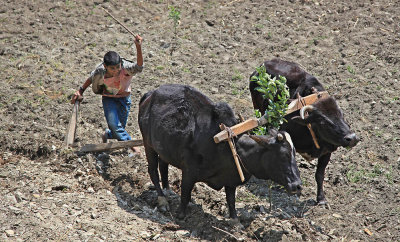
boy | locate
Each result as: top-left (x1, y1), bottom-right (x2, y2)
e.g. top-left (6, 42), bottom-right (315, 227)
top-left (71, 35), bottom-right (143, 153)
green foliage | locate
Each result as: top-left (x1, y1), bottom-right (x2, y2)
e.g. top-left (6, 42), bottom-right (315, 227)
top-left (231, 83), bottom-right (245, 97)
top-left (168, 6), bottom-right (181, 34)
top-left (347, 65), bottom-right (355, 74)
top-left (236, 189), bottom-right (260, 202)
top-left (250, 65), bottom-right (289, 130)
top-left (182, 67), bottom-right (191, 73)
top-left (231, 69), bottom-right (243, 81)
top-left (252, 109), bottom-right (267, 135)
top-left (346, 164), bottom-right (393, 184)
top-left (385, 166), bottom-right (394, 184)
top-left (254, 23), bottom-right (264, 30)
top-left (88, 42), bottom-right (97, 48)
top-left (65, 0), bottom-right (75, 8)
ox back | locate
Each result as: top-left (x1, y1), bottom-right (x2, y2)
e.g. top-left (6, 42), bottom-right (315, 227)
top-left (138, 84), bottom-right (301, 219)
top-left (250, 58), bottom-right (325, 115)
top-left (249, 59), bottom-right (359, 205)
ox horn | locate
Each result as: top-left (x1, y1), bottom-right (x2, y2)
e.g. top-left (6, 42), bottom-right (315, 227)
top-left (277, 133), bottom-right (284, 141)
top-left (300, 105), bottom-right (314, 119)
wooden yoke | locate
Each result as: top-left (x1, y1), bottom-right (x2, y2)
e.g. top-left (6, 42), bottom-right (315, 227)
top-left (213, 91), bottom-right (329, 144)
top-left (220, 124), bottom-right (245, 182)
top-left (214, 116), bottom-right (267, 143)
top-left (288, 91), bottom-right (329, 150)
top-left (286, 91), bottom-right (329, 115)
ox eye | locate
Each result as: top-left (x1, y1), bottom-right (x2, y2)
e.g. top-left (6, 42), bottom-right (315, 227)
top-left (321, 116), bottom-right (334, 126)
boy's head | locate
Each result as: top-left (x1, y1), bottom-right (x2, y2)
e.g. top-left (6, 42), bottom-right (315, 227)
top-left (103, 51), bottom-right (121, 77)
top-left (103, 51), bottom-right (121, 66)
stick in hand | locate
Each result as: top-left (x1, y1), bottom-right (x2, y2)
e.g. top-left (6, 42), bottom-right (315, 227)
top-left (101, 7), bottom-right (136, 37)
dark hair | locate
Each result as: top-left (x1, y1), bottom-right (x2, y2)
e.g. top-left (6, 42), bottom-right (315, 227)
top-left (103, 51), bottom-right (121, 66)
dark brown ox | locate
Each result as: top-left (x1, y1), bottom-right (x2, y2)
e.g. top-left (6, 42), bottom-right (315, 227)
top-left (138, 84), bottom-right (301, 219)
top-left (249, 59), bottom-right (359, 205)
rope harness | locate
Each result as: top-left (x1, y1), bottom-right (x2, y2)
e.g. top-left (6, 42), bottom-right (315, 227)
top-left (220, 124), bottom-right (247, 182)
top-left (226, 126), bottom-right (249, 173)
top-left (296, 93), bottom-right (321, 149)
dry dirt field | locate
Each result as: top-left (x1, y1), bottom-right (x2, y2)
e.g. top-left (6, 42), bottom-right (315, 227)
top-left (1, 0), bottom-right (400, 241)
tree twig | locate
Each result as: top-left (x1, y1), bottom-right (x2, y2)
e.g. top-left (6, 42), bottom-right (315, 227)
top-left (211, 226), bottom-right (239, 240)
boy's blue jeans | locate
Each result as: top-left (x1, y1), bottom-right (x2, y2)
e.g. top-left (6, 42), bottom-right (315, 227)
top-left (102, 95), bottom-right (132, 141)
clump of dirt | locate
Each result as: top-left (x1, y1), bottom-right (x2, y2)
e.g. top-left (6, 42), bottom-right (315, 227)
top-left (1, 0), bottom-right (399, 241)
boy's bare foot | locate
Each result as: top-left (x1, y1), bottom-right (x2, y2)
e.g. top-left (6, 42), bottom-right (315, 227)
top-left (131, 146), bottom-right (141, 153)
top-left (128, 146), bottom-right (142, 158)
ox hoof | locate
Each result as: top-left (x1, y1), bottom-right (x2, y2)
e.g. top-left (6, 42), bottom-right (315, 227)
top-left (163, 188), bottom-right (176, 196)
top-left (227, 218), bottom-right (244, 230)
top-left (157, 196), bottom-right (169, 212)
top-left (176, 205), bottom-right (187, 220)
top-left (316, 199), bottom-right (331, 209)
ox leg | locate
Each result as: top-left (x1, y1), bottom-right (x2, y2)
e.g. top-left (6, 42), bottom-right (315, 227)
top-left (159, 160), bottom-right (170, 190)
top-left (225, 186), bottom-right (238, 219)
top-left (177, 172), bottom-right (195, 219)
top-left (145, 146), bottom-right (168, 210)
top-left (315, 153), bottom-right (331, 205)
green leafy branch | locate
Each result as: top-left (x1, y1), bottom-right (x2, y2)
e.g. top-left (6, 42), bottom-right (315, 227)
top-left (252, 109), bottom-right (267, 135)
top-left (168, 6), bottom-right (181, 35)
top-left (251, 65), bottom-right (289, 133)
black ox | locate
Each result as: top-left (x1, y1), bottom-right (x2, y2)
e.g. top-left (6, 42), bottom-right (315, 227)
top-left (250, 59), bottom-right (359, 205)
top-left (138, 84), bottom-right (302, 219)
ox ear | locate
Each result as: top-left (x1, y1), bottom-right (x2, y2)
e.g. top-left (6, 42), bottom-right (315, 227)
top-left (249, 135), bottom-right (271, 148)
top-left (291, 116), bottom-right (308, 126)
top-left (213, 102), bottom-right (237, 127)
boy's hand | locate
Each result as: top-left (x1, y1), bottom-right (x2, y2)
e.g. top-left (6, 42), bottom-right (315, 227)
top-left (134, 34), bottom-right (143, 46)
top-left (71, 89), bottom-right (84, 104)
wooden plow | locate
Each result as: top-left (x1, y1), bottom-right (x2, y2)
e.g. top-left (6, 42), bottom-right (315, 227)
top-left (64, 100), bottom-right (144, 153)
top-left (80, 140), bottom-right (143, 153)
top-left (65, 100), bottom-right (80, 147)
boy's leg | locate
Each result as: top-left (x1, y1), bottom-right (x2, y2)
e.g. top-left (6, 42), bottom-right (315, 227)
top-left (102, 96), bottom-right (132, 141)
top-left (119, 96), bottom-right (140, 154)
top-left (118, 96), bottom-right (131, 130)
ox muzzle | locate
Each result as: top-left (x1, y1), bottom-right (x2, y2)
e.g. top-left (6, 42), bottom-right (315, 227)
top-left (286, 180), bottom-right (302, 196)
top-left (344, 133), bottom-right (359, 148)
